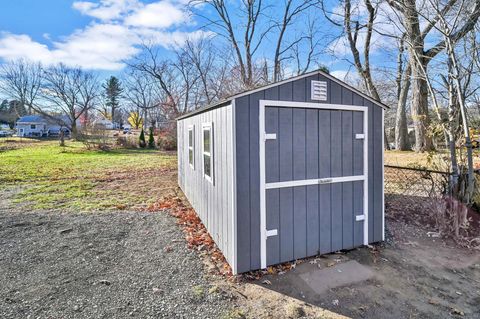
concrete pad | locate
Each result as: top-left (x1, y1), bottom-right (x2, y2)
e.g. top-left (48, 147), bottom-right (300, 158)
top-left (299, 260), bottom-right (375, 295)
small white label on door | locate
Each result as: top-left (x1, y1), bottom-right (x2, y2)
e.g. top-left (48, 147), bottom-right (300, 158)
top-left (356, 215), bottom-right (365, 221)
top-left (266, 229), bottom-right (278, 237)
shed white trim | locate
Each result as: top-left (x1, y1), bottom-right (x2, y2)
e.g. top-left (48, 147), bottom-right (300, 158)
top-left (259, 100), bottom-right (369, 269)
top-left (265, 175), bottom-right (366, 189)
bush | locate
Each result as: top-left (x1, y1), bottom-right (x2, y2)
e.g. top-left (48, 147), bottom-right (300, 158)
top-left (157, 132), bottom-right (177, 151)
top-left (115, 136), bottom-right (138, 149)
top-left (148, 127), bottom-right (155, 149)
top-left (77, 125), bottom-right (112, 151)
top-left (139, 128), bottom-right (146, 148)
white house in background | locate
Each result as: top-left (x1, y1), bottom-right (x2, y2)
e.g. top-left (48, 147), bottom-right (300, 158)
top-left (15, 115), bottom-right (71, 137)
top-left (92, 118), bottom-right (115, 130)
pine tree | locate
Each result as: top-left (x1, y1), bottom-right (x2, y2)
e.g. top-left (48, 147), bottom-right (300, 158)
top-left (148, 127), bottom-right (155, 148)
top-left (102, 76), bottom-right (124, 126)
top-left (139, 128), bottom-right (146, 148)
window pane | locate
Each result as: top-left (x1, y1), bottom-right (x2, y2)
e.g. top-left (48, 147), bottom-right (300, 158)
top-left (204, 154), bottom-right (211, 177)
top-left (203, 129), bottom-right (210, 153)
top-left (189, 149), bottom-right (193, 165)
top-left (188, 130), bottom-right (193, 147)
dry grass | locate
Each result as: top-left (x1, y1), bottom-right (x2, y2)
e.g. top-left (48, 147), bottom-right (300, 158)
top-left (0, 138), bottom-right (178, 211)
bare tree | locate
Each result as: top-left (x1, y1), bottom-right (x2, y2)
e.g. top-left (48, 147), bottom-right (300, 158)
top-left (123, 69), bottom-right (158, 129)
top-left (130, 45), bottom-right (186, 118)
top-left (40, 64), bottom-right (99, 139)
top-left (190, 0), bottom-right (272, 88)
top-left (395, 35), bottom-right (411, 150)
top-left (386, 0), bottom-right (480, 151)
top-left (322, 0), bottom-right (391, 149)
top-left (272, 0), bottom-right (320, 81)
top-left (0, 59), bottom-right (42, 115)
top-left (431, 0), bottom-right (476, 204)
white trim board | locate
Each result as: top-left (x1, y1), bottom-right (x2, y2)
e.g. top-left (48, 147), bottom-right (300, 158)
top-left (259, 100), bottom-right (369, 269)
top-left (265, 175), bottom-right (365, 189)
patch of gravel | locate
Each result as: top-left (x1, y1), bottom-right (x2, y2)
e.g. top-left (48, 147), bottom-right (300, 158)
top-left (0, 210), bottom-right (232, 318)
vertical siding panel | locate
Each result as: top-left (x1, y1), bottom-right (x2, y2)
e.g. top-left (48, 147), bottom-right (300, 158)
top-left (264, 86), bottom-right (280, 266)
top-left (249, 91), bottom-right (263, 270)
top-left (330, 81), bottom-right (342, 105)
top-left (266, 189), bottom-right (280, 265)
top-left (342, 87), bottom-right (353, 105)
top-left (342, 111), bottom-right (354, 249)
top-left (293, 77), bottom-right (306, 102)
top-left (216, 109), bottom-right (222, 246)
top-left (293, 109), bottom-right (307, 259)
top-left (318, 110), bottom-right (331, 253)
top-left (235, 96), bottom-right (251, 273)
top-left (353, 181), bottom-right (364, 246)
top-left (306, 109), bottom-right (319, 256)
top-left (353, 112), bottom-right (364, 175)
top-left (265, 106), bottom-right (280, 265)
top-left (227, 105), bottom-right (233, 265)
top-left (330, 110), bottom-right (342, 251)
top-left (278, 106), bottom-right (294, 262)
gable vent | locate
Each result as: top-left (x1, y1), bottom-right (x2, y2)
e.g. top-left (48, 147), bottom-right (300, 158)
top-left (311, 80), bottom-right (327, 101)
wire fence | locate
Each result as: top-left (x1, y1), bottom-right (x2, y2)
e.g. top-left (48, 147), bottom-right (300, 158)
top-left (384, 165), bottom-right (480, 240)
top-left (384, 165), bottom-right (452, 226)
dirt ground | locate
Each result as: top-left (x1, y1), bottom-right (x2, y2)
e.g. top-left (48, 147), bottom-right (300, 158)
top-left (1, 143), bottom-right (480, 318)
top-left (238, 219), bottom-right (480, 319)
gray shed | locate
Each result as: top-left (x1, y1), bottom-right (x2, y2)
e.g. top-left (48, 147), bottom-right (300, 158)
top-left (177, 69), bottom-right (386, 274)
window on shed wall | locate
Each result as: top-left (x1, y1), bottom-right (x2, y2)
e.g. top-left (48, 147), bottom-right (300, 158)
top-left (188, 126), bottom-right (195, 169)
top-left (202, 123), bottom-right (213, 183)
top-left (31, 124), bottom-right (36, 129)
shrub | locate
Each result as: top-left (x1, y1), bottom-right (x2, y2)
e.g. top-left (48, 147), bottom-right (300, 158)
top-left (157, 132), bottom-right (177, 151)
top-left (148, 127), bottom-right (155, 148)
top-left (115, 136), bottom-right (137, 149)
top-left (139, 128), bottom-right (146, 148)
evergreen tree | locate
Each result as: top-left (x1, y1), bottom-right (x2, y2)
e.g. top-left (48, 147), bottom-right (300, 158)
top-left (102, 76), bottom-right (124, 126)
top-left (139, 128), bottom-right (146, 148)
top-left (148, 127), bottom-right (155, 148)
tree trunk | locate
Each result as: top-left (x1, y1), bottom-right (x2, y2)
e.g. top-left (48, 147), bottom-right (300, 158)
top-left (395, 101), bottom-right (409, 150)
top-left (395, 64), bottom-right (411, 150)
top-left (71, 121), bottom-right (78, 140)
top-left (410, 61), bottom-right (433, 152)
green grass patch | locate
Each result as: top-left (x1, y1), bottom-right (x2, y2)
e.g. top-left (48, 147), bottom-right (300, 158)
top-left (0, 140), bottom-right (177, 211)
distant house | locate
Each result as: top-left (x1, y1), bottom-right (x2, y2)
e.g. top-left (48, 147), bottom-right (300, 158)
top-left (92, 118), bottom-right (115, 130)
top-left (15, 115), bottom-right (71, 137)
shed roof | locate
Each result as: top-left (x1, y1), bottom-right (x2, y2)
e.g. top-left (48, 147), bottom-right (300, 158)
top-left (177, 69), bottom-right (389, 121)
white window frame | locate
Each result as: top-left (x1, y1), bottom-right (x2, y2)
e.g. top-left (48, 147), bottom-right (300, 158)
top-left (202, 122), bottom-right (214, 184)
top-left (188, 125), bottom-right (195, 170)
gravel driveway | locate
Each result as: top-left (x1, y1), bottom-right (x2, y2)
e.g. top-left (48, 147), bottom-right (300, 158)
top-left (0, 210), bottom-right (231, 319)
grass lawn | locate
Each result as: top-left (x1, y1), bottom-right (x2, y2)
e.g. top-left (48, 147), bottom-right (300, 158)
top-left (385, 149), bottom-right (480, 170)
top-left (0, 138), bottom-right (177, 211)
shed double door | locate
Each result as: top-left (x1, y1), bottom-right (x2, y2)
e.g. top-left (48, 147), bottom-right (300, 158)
top-left (260, 103), bottom-right (368, 268)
